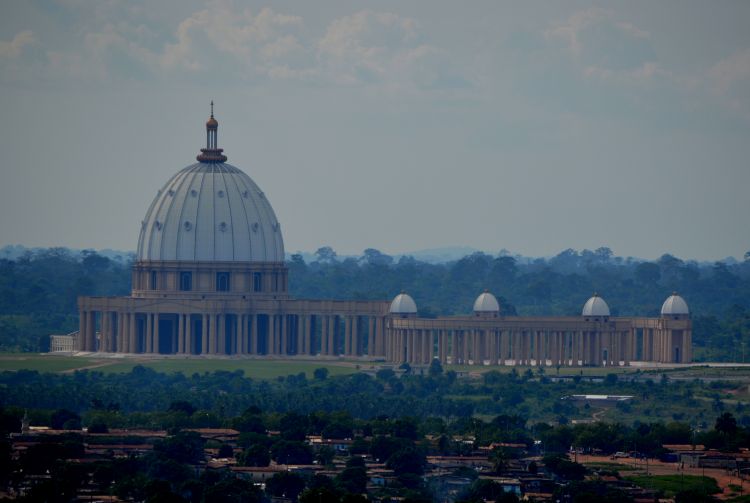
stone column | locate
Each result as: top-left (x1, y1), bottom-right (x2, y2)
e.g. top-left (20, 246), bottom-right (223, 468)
top-left (114, 312), bottom-right (122, 353)
top-left (238, 314), bottom-right (246, 355)
top-left (392, 329), bottom-right (399, 363)
top-left (551, 332), bottom-right (558, 366)
top-left (427, 329), bottom-right (434, 363)
top-left (417, 329), bottom-right (423, 364)
top-left (267, 315), bottom-right (275, 355)
top-left (279, 315), bottom-right (287, 356)
top-left (343, 316), bottom-right (351, 356)
top-left (459, 331), bottom-right (466, 364)
top-left (128, 313), bottom-right (136, 353)
top-left (178, 313), bottom-right (185, 354)
top-left (328, 314), bottom-right (339, 356)
top-left (155, 313), bottom-right (163, 354)
top-left (404, 330), bottom-right (414, 363)
top-left (390, 329), bottom-right (396, 362)
top-left (416, 330), bottom-right (424, 364)
top-left (145, 313), bottom-right (153, 354)
top-left (250, 314), bottom-right (258, 354)
top-left (213, 314), bottom-right (222, 354)
top-left (352, 317), bottom-right (360, 357)
top-left (305, 315), bottom-right (313, 355)
top-left (231, 315), bottom-right (237, 355)
top-left (185, 314), bottom-right (193, 355)
top-left (405, 330), bottom-right (412, 364)
top-left (78, 310), bottom-right (87, 351)
top-left (321, 316), bottom-right (328, 355)
top-left (437, 330), bottom-right (445, 364)
top-left (475, 330), bottom-right (481, 364)
top-left (294, 315), bottom-right (302, 355)
top-left (117, 312), bottom-right (126, 353)
top-left (391, 324), bottom-right (397, 362)
top-left (367, 317), bottom-right (375, 356)
top-left (379, 318), bottom-right (387, 356)
top-left (202, 314), bottom-right (209, 355)
top-left (101, 312), bottom-right (110, 352)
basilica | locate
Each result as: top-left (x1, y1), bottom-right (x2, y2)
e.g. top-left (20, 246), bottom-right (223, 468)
top-left (73, 109), bottom-right (692, 367)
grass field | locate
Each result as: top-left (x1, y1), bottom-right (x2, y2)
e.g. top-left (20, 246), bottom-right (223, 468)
top-left (626, 475), bottom-right (721, 496)
top-left (0, 353), bottom-right (99, 372)
top-left (4, 352), bottom-right (750, 383)
top-left (0, 353), bottom-right (363, 379)
top-left (99, 359), bottom-right (361, 379)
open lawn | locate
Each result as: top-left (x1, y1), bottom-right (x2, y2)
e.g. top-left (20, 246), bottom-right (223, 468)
top-left (0, 353), bottom-right (98, 372)
top-left (99, 358), bottom-right (361, 379)
top-left (0, 353), bottom-right (362, 380)
top-left (626, 475), bottom-right (720, 497)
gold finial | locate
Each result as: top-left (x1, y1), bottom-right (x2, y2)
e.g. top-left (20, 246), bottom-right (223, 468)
top-left (210, 100), bottom-right (214, 118)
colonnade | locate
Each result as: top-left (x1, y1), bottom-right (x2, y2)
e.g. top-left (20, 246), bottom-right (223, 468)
top-left (76, 307), bottom-right (691, 366)
top-left (386, 320), bottom-right (691, 366)
top-left (77, 309), bottom-right (388, 358)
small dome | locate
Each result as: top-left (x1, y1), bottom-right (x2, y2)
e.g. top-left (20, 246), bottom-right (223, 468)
top-left (206, 117), bottom-right (218, 128)
top-left (390, 292), bottom-right (417, 314)
top-left (661, 293), bottom-right (689, 316)
top-left (473, 290), bottom-right (500, 313)
top-left (582, 294), bottom-right (610, 317)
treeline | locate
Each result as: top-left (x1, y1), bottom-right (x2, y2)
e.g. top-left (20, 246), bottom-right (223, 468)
top-left (0, 248), bottom-right (131, 351)
top-left (0, 246), bottom-right (749, 359)
top-left (289, 247), bottom-right (750, 362)
top-left (1, 362), bottom-right (748, 430)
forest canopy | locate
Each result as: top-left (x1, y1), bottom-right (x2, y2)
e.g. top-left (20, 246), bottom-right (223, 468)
top-left (0, 246), bottom-right (748, 360)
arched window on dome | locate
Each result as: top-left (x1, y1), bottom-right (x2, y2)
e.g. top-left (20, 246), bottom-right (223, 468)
top-left (180, 272), bottom-right (192, 291)
top-left (253, 272), bottom-right (263, 292)
top-left (216, 272), bottom-right (230, 292)
top-left (150, 271), bottom-right (157, 290)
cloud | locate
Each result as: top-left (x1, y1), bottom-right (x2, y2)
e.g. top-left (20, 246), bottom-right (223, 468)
top-left (545, 9), bottom-right (662, 82)
top-left (0, 31), bottom-right (36, 59)
top-left (1, 2), bottom-right (461, 92)
top-left (709, 48), bottom-right (750, 95)
top-left (707, 48), bottom-right (750, 117)
top-left (317, 10), bottom-right (463, 90)
top-left (159, 4), bottom-right (304, 74)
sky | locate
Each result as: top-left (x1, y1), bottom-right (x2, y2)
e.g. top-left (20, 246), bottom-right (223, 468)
top-left (0, 1), bottom-right (749, 261)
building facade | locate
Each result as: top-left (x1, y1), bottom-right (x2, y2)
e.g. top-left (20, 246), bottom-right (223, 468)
top-left (74, 110), bottom-right (691, 366)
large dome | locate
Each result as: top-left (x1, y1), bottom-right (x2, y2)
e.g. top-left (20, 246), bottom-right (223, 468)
top-left (136, 110), bottom-right (284, 263)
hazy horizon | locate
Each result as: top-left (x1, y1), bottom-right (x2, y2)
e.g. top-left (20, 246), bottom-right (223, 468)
top-left (1, 1), bottom-right (749, 261)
